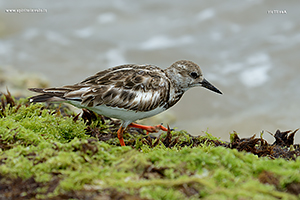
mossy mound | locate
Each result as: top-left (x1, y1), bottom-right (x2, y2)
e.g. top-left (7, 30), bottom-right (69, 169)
top-left (0, 92), bottom-right (299, 199)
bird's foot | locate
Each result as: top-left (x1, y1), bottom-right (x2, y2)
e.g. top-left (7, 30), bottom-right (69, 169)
top-left (117, 123), bottom-right (170, 146)
top-left (128, 123), bottom-right (169, 135)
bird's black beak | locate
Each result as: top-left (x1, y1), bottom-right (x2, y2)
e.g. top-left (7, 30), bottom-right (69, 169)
top-left (201, 79), bottom-right (222, 94)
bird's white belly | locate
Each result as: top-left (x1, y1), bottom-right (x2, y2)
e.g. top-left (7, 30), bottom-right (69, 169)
top-left (69, 100), bottom-right (166, 123)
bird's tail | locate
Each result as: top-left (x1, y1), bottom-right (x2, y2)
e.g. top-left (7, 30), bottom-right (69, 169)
top-left (28, 88), bottom-right (69, 103)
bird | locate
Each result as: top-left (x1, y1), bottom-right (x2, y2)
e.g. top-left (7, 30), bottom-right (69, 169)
top-left (29, 60), bottom-right (222, 146)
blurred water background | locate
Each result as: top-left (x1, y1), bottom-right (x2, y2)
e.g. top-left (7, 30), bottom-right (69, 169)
top-left (1, 0), bottom-right (299, 143)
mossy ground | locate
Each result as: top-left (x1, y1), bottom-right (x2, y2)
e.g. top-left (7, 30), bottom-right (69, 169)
top-left (0, 93), bottom-right (300, 199)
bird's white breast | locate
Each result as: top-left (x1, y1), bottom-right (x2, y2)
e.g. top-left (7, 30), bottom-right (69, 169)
top-left (69, 100), bottom-right (166, 126)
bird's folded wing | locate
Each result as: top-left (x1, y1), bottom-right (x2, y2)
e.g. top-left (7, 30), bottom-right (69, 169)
top-left (30, 65), bottom-right (171, 112)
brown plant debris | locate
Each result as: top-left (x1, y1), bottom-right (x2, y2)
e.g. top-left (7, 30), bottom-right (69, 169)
top-left (286, 182), bottom-right (300, 196)
top-left (258, 171), bottom-right (300, 195)
top-left (0, 176), bottom-right (59, 200)
top-left (0, 89), bottom-right (16, 117)
top-left (272, 129), bottom-right (298, 146)
top-left (78, 108), bottom-right (300, 160)
top-left (0, 175), bottom-right (147, 200)
top-left (258, 171), bottom-right (280, 188)
top-left (43, 99), bottom-right (298, 160)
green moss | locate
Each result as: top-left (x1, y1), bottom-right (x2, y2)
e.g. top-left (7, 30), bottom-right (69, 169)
top-left (0, 103), bottom-right (88, 146)
top-left (0, 96), bottom-right (299, 199)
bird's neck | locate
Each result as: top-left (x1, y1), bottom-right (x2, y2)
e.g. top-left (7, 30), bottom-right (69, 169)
top-left (164, 67), bottom-right (188, 93)
top-left (163, 67), bottom-right (186, 109)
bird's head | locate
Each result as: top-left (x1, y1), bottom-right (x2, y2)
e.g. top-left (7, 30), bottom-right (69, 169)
top-left (166, 60), bottom-right (222, 94)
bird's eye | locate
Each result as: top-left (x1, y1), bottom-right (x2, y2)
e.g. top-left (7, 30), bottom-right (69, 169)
top-left (190, 72), bottom-right (199, 79)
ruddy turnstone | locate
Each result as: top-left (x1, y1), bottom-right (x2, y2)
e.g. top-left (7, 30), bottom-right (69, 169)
top-left (29, 60), bottom-right (222, 146)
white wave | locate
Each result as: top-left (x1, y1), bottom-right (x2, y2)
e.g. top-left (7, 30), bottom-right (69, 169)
top-left (45, 31), bottom-right (70, 45)
top-left (74, 27), bottom-right (94, 38)
top-left (22, 28), bottom-right (39, 40)
top-left (239, 53), bottom-right (271, 88)
top-left (240, 65), bottom-right (271, 88)
top-left (220, 63), bottom-right (244, 75)
top-left (97, 12), bottom-right (117, 24)
top-left (105, 49), bottom-right (126, 67)
top-left (139, 35), bottom-right (193, 50)
top-left (196, 8), bottom-right (215, 21)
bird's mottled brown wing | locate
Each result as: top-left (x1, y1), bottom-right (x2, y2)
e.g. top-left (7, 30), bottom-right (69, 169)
top-left (29, 64), bottom-right (171, 112)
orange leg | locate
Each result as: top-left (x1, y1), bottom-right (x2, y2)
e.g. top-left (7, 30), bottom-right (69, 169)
top-left (128, 123), bottom-right (168, 134)
top-left (117, 127), bottom-right (126, 146)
